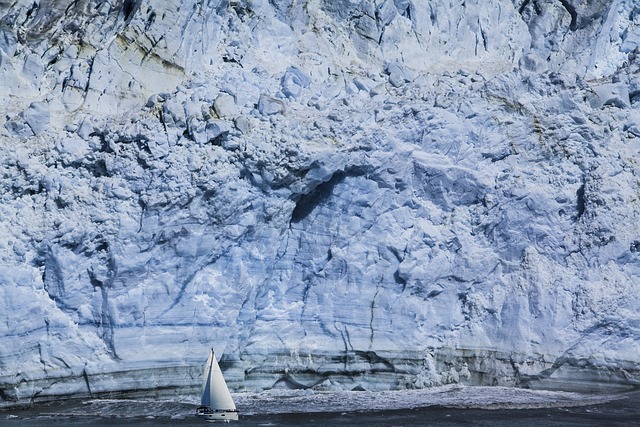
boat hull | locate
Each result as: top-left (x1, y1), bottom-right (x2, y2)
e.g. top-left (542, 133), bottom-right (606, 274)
top-left (196, 406), bottom-right (239, 422)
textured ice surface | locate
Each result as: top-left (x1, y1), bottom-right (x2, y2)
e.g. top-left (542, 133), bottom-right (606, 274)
top-left (2, 0), bottom-right (640, 407)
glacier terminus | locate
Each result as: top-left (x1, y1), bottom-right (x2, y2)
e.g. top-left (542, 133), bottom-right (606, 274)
top-left (1, 0), bottom-right (640, 407)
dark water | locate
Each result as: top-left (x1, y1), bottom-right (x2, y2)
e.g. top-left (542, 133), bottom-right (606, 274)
top-left (3, 391), bottom-right (639, 426)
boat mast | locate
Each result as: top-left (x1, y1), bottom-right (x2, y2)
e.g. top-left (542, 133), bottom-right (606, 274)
top-left (201, 349), bottom-right (236, 411)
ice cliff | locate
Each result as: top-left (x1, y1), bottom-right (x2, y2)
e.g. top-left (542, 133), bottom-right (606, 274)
top-left (2, 0), bottom-right (640, 407)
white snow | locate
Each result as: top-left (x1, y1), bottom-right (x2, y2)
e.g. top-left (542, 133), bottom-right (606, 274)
top-left (2, 0), bottom-right (640, 408)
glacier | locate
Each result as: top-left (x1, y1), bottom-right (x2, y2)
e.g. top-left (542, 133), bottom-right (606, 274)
top-left (1, 0), bottom-right (640, 407)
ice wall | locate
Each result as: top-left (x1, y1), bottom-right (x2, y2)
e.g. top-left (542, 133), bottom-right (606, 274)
top-left (2, 0), bottom-right (640, 406)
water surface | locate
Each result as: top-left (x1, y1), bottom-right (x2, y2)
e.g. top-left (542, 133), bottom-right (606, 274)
top-left (3, 386), bottom-right (639, 426)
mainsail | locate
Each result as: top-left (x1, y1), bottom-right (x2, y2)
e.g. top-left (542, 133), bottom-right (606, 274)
top-left (200, 349), bottom-right (236, 411)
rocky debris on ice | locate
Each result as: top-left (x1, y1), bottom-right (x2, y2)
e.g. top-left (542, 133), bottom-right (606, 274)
top-left (1, 0), bottom-right (640, 408)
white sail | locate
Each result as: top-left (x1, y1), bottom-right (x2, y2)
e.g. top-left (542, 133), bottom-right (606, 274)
top-left (200, 349), bottom-right (236, 411)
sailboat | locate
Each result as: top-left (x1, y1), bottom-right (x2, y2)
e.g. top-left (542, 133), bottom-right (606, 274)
top-left (195, 349), bottom-right (239, 421)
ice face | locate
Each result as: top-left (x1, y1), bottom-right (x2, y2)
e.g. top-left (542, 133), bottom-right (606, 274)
top-left (2, 0), bottom-right (640, 407)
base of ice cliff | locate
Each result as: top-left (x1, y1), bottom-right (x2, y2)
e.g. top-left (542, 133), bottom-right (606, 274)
top-left (2, 0), bottom-right (640, 407)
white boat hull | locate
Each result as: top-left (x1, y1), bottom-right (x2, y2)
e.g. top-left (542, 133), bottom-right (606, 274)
top-left (196, 407), bottom-right (239, 422)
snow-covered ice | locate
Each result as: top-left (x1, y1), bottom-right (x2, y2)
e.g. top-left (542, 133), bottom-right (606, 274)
top-left (2, 0), bottom-right (640, 407)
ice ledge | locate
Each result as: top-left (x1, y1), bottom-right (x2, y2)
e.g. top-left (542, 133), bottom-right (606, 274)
top-left (2, 349), bottom-right (637, 409)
